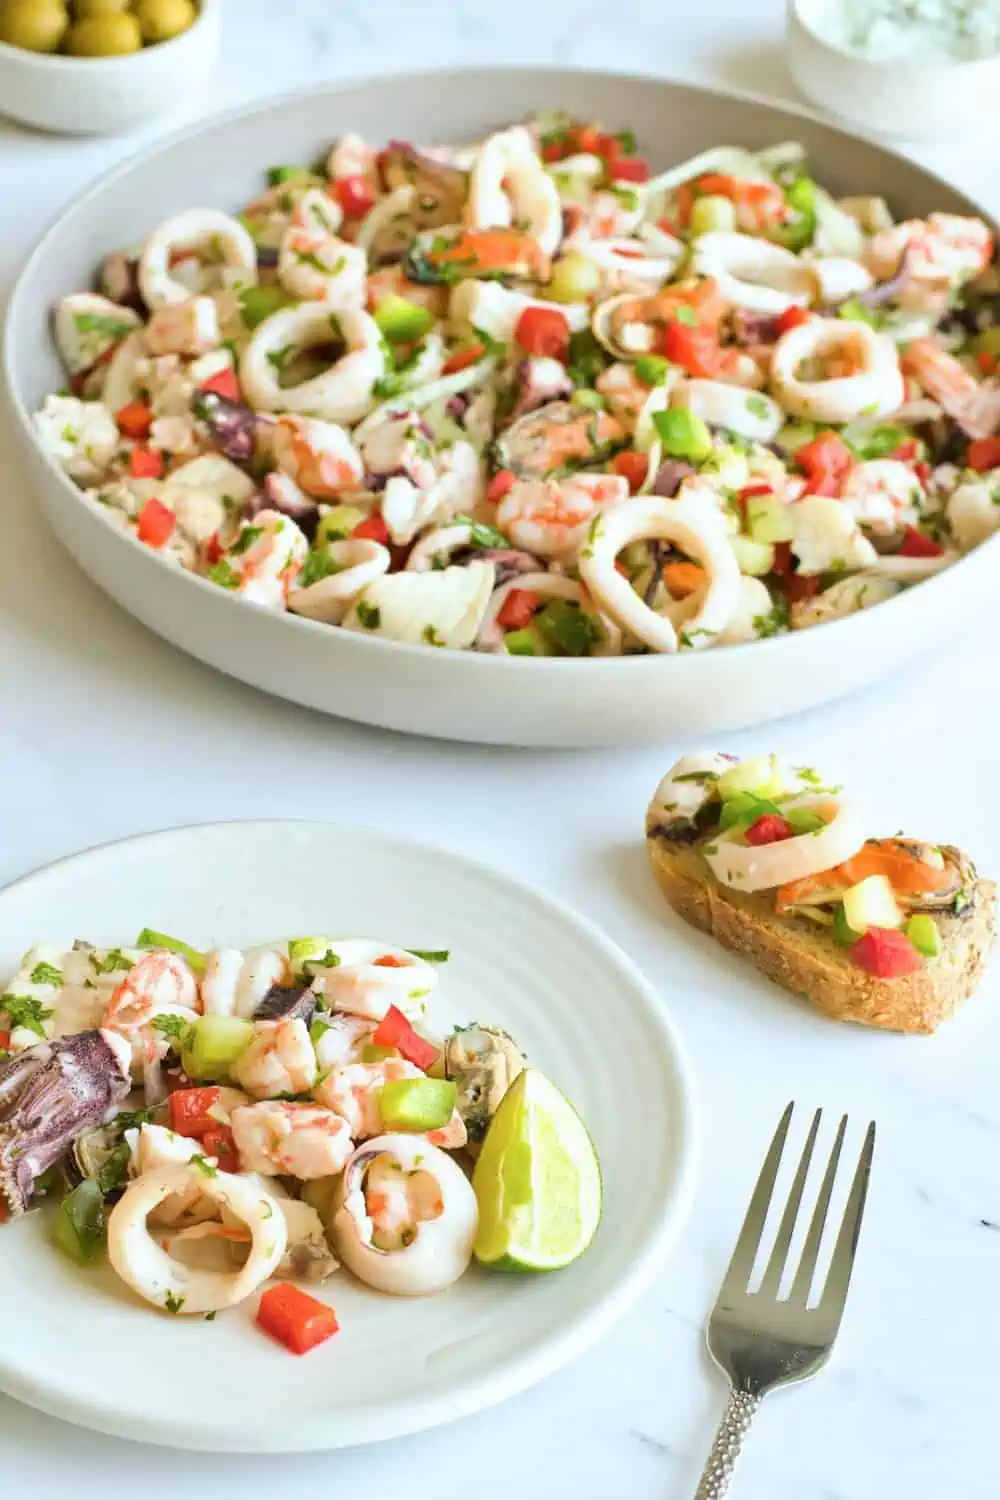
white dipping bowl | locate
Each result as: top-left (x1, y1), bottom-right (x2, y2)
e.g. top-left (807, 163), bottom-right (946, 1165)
top-left (787, 0), bottom-right (1000, 139)
top-left (0, 0), bottom-right (219, 136)
top-left (5, 68), bottom-right (1000, 746)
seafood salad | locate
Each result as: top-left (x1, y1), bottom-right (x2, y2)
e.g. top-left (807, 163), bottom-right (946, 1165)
top-left (35, 114), bottom-right (1000, 657)
top-left (0, 933), bottom-right (598, 1350)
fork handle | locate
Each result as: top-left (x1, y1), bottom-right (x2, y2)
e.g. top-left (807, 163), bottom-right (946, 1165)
top-left (693, 1386), bottom-right (762, 1498)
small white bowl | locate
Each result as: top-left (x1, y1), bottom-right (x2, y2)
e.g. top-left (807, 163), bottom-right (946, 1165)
top-left (0, 0), bottom-right (220, 136)
top-left (787, 0), bottom-right (1000, 139)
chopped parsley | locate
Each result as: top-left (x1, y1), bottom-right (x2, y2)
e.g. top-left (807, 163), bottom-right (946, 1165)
top-left (91, 947), bottom-right (133, 975)
top-left (208, 560), bottom-right (242, 590)
top-left (152, 1014), bottom-right (189, 1042)
top-left (164, 1291), bottom-right (185, 1315)
top-left (609, 184), bottom-right (641, 211)
top-left (0, 994), bottom-right (53, 1037)
top-left (204, 1311), bottom-right (217, 1322)
top-left (579, 514), bottom-right (605, 560)
top-left (73, 313), bottom-right (134, 339)
top-left (191, 1154), bottom-right (218, 1178)
top-left (679, 626), bottom-right (718, 648)
top-left (752, 596), bottom-right (789, 638)
top-left (292, 248), bottom-right (332, 273)
top-left (29, 961), bottom-right (62, 987)
top-left (455, 514), bottom-right (508, 549)
top-left (297, 549), bottom-right (341, 588)
top-left (97, 1142), bottom-right (133, 1195)
top-left (230, 525), bottom-right (264, 556)
top-left (61, 424), bottom-right (79, 444)
top-left (265, 344), bottom-right (293, 374)
top-left (422, 624), bottom-right (445, 646)
top-left (672, 305), bottom-right (698, 327)
top-left (745, 394), bottom-right (772, 420)
top-left (614, 127), bottom-right (637, 156)
top-left (355, 601), bottom-right (381, 630)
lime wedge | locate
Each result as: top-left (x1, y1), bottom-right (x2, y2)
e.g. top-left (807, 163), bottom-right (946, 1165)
top-left (472, 1068), bottom-right (602, 1272)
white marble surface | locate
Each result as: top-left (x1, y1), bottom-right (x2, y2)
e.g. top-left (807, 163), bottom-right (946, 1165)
top-left (1, 2), bottom-right (999, 1496)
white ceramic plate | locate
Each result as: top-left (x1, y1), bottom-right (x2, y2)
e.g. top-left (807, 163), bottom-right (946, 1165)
top-left (0, 821), bottom-right (697, 1451)
top-left (7, 69), bottom-right (997, 746)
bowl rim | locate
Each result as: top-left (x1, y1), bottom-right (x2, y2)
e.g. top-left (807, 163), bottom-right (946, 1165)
top-left (788, 0), bottom-right (1000, 74)
top-left (0, 0), bottom-right (217, 69)
top-left (5, 62), bottom-right (999, 679)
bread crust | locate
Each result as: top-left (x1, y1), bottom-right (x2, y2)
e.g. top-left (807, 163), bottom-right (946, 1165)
top-left (646, 826), bottom-right (997, 1035)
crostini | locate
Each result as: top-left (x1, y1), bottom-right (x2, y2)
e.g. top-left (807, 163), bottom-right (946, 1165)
top-left (646, 752), bottom-right (996, 1035)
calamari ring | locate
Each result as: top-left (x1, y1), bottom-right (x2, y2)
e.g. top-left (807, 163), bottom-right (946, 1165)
top-left (703, 795), bottom-right (867, 893)
top-left (240, 304), bottom-right (386, 425)
top-left (466, 126), bottom-right (562, 256)
top-left (138, 209), bottom-right (257, 311)
top-left (677, 379), bottom-right (783, 442)
top-left (579, 492), bottom-right (741, 654)
top-left (691, 231), bottom-right (813, 314)
top-left (288, 539), bottom-right (391, 624)
top-left (107, 1164), bottom-right (286, 1315)
top-left (770, 317), bottom-right (904, 424)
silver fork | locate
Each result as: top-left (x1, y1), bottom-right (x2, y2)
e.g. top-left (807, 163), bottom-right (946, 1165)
top-left (694, 1103), bottom-right (876, 1499)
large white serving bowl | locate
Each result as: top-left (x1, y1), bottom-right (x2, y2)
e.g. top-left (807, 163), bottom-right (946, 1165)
top-left (5, 69), bottom-right (998, 746)
top-left (0, 821), bottom-right (697, 1450)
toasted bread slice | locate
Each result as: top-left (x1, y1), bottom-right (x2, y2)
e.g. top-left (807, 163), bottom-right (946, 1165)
top-left (646, 821), bottom-right (996, 1035)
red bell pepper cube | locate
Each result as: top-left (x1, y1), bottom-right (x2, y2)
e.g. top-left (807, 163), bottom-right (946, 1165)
top-left (257, 1284), bottom-right (339, 1355)
top-left (612, 450), bottom-right (649, 493)
top-left (200, 368), bottom-right (241, 402)
top-left (966, 436), bottom-right (1000, 472)
top-left (441, 341), bottom-right (486, 376)
top-left (897, 526), bottom-right (943, 559)
top-left (136, 498), bottom-right (176, 548)
top-left (775, 304), bottom-right (813, 335)
top-left (744, 814), bottom-right (794, 846)
top-left (116, 401), bottom-right (153, 441)
top-left (201, 1124), bottom-right (241, 1174)
top-left (513, 305), bottom-right (570, 361)
top-left (796, 430), bottom-right (855, 496)
top-left (370, 1005), bottom-right (439, 1071)
top-left (129, 447), bottom-right (164, 480)
top-left (351, 514), bottom-right (391, 545)
top-left (330, 175), bottom-right (375, 218)
top-left (497, 588), bottom-right (541, 631)
top-left (168, 1087), bottom-right (223, 1139)
top-left (850, 928), bottom-right (923, 978)
top-left (487, 469), bottom-right (517, 505)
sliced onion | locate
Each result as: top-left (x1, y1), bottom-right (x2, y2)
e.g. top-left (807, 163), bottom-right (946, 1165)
top-left (702, 795), bottom-right (866, 893)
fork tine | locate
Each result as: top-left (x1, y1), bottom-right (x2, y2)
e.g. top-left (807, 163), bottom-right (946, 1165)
top-left (757, 1107), bottom-right (822, 1299)
top-left (816, 1121), bottom-right (876, 1325)
top-left (788, 1113), bottom-right (847, 1305)
top-left (719, 1101), bottom-right (794, 1295)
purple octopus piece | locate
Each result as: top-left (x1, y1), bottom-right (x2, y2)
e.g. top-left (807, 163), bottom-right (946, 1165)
top-left (253, 984), bottom-right (317, 1025)
top-left (258, 471), bottom-right (320, 539)
top-left (191, 389), bottom-right (258, 465)
top-left (652, 459), bottom-right (696, 497)
top-left (509, 357), bottom-right (574, 421)
top-left (96, 251), bottom-right (147, 317)
top-left (451, 546), bottom-right (541, 587)
top-left (0, 1031), bottom-right (131, 1216)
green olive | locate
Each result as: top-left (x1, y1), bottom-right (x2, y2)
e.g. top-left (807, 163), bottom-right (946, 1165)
top-left (64, 10), bottom-right (141, 51)
top-left (73, 0), bottom-right (131, 14)
top-left (0, 1), bottom-right (69, 53)
top-left (135, 0), bottom-right (196, 43)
